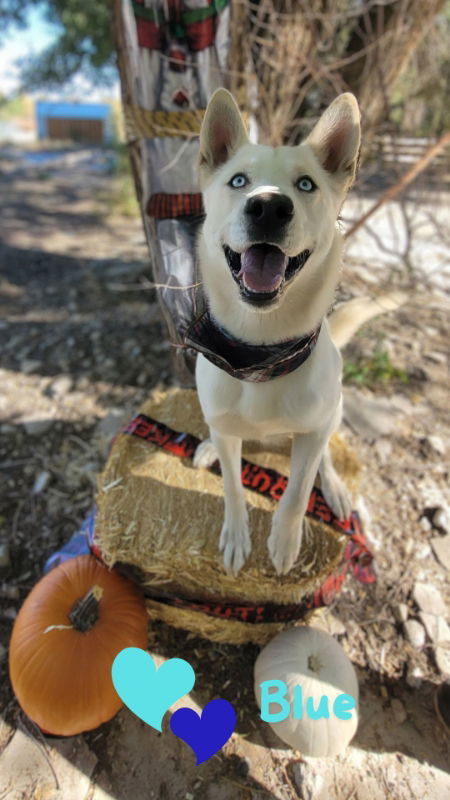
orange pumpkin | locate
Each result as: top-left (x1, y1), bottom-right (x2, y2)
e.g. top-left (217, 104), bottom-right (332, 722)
top-left (9, 555), bottom-right (148, 736)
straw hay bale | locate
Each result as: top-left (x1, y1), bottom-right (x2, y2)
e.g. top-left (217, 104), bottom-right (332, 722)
top-left (96, 388), bottom-right (360, 643)
top-left (144, 598), bottom-right (324, 646)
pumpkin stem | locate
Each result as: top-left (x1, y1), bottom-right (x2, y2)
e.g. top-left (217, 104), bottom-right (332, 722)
top-left (69, 584), bottom-right (104, 632)
top-left (307, 654), bottom-right (323, 674)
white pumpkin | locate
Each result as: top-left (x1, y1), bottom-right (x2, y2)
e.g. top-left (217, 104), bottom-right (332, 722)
top-left (254, 626), bottom-right (359, 757)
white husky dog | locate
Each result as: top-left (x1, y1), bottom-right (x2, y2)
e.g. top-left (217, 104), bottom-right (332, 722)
top-left (191, 89), bottom-right (361, 576)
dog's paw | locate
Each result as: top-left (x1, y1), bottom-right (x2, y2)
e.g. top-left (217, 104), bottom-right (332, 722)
top-left (267, 511), bottom-right (304, 575)
top-left (193, 439), bottom-right (219, 469)
top-left (320, 472), bottom-right (352, 520)
top-left (219, 512), bottom-right (251, 576)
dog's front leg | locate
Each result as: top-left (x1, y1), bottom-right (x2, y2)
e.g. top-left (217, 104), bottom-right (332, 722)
top-left (268, 427), bottom-right (331, 575)
top-left (210, 428), bottom-right (251, 575)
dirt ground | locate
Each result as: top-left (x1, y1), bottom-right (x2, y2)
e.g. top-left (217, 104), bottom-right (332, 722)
top-left (0, 146), bottom-right (449, 800)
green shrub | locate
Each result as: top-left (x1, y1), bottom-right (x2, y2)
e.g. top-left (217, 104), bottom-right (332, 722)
top-left (343, 348), bottom-right (408, 388)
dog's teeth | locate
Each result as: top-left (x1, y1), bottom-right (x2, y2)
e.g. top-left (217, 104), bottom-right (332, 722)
top-left (242, 279), bottom-right (260, 293)
top-left (242, 273), bottom-right (282, 293)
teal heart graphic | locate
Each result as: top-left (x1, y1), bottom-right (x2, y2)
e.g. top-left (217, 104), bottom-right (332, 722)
top-left (112, 647), bottom-right (195, 731)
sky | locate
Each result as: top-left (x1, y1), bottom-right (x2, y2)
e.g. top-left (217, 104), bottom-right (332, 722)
top-left (0, 4), bottom-right (119, 100)
top-left (0, 5), bottom-right (57, 95)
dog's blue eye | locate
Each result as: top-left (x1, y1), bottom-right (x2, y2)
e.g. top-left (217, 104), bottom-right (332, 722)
top-left (297, 176), bottom-right (315, 192)
top-left (229, 174), bottom-right (248, 189)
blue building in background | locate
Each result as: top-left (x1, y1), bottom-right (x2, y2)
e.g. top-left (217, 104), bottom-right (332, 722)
top-left (36, 101), bottom-right (113, 144)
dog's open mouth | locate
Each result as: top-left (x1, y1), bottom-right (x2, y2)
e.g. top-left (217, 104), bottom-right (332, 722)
top-left (224, 243), bottom-right (311, 306)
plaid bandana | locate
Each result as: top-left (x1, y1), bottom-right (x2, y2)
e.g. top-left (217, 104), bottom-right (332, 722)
top-left (184, 310), bottom-right (321, 382)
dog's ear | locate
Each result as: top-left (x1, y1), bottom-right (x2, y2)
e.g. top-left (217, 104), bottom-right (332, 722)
top-left (198, 89), bottom-right (248, 178)
top-left (306, 93), bottom-right (361, 187)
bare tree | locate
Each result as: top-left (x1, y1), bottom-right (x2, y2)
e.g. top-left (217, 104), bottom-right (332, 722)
top-left (230, 0), bottom-right (446, 152)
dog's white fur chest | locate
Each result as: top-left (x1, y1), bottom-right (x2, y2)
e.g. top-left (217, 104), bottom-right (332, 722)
top-left (195, 321), bottom-right (342, 440)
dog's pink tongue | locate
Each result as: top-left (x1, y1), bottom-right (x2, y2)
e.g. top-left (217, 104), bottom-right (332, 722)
top-left (239, 245), bottom-right (288, 293)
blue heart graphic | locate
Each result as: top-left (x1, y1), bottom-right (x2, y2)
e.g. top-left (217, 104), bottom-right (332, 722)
top-left (112, 647), bottom-right (195, 731)
top-left (170, 698), bottom-right (236, 764)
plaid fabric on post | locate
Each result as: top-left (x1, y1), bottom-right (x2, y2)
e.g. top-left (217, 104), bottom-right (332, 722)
top-left (133, 0), bottom-right (230, 52)
top-left (147, 192), bottom-right (204, 219)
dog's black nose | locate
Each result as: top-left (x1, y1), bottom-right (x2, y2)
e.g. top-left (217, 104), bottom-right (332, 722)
top-left (245, 193), bottom-right (294, 235)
